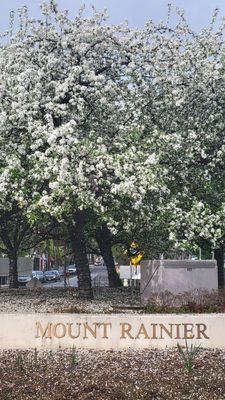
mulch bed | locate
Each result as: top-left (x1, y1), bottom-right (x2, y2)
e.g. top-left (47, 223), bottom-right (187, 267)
top-left (2, 287), bottom-right (225, 314)
top-left (0, 348), bottom-right (225, 400)
top-left (0, 287), bottom-right (141, 314)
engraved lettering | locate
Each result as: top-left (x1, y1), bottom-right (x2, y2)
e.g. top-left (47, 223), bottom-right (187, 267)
top-left (120, 323), bottom-right (134, 339)
top-left (196, 323), bottom-right (209, 339)
top-left (101, 323), bottom-right (112, 339)
top-left (84, 322), bottom-right (98, 339)
top-left (159, 324), bottom-right (173, 339)
top-left (67, 323), bottom-right (81, 339)
top-left (183, 323), bottom-right (194, 339)
top-left (53, 323), bottom-right (66, 339)
top-left (151, 323), bottom-right (158, 339)
top-left (35, 322), bottom-right (52, 339)
top-left (174, 324), bottom-right (182, 339)
top-left (135, 323), bottom-right (150, 339)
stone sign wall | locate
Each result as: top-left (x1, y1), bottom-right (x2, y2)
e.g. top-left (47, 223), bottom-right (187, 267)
top-left (0, 313), bottom-right (225, 349)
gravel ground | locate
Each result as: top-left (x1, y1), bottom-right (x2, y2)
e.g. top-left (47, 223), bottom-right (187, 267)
top-left (0, 348), bottom-right (225, 400)
top-left (0, 287), bottom-right (141, 314)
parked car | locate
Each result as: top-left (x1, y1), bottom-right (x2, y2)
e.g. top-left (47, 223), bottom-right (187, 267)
top-left (18, 275), bottom-right (32, 287)
top-left (58, 267), bottom-right (64, 277)
top-left (67, 265), bottom-right (77, 275)
top-left (31, 271), bottom-right (46, 283)
top-left (50, 270), bottom-right (61, 281)
top-left (58, 267), bottom-right (70, 277)
top-left (44, 271), bottom-right (59, 282)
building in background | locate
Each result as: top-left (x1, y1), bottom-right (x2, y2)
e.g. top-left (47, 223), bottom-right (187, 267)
top-left (0, 257), bottom-right (33, 286)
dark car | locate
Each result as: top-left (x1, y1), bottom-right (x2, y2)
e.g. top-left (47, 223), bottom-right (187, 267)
top-left (31, 271), bottom-right (46, 283)
top-left (44, 271), bottom-right (58, 282)
top-left (50, 270), bottom-right (61, 281)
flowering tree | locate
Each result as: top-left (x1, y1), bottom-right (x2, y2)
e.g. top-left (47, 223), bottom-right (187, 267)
top-left (3, 2), bottom-right (225, 294)
top-left (0, 19), bottom-right (59, 287)
top-left (0, 2), bottom-right (158, 298)
top-left (138, 7), bottom-right (225, 286)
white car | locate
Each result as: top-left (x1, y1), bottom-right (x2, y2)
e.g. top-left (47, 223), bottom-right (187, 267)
top-left (18, 275), bottom-right (31, 286)
top-left (67, 265), bottom-right (77, 275)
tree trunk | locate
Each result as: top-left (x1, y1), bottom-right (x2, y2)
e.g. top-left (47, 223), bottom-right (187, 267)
top-left (95, 225), bottom-right (122, 287)
top-left (69, 214), bottom-right (93, 299)
top-left (8, 251), bottom-right (18, 289)
top-left (214, 247), bottom-right (224, 289)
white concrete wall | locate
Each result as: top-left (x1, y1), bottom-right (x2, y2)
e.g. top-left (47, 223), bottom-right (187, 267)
top-left (141, 260), bottom-right (218, 305)
top-left (0, 313), bottom-right (224, 350)
top-left (0, 257), bottom-right (33, 276)
top-left (119, 265), bottom-right (140, 280)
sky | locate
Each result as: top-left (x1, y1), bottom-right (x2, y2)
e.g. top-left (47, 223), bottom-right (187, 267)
top-left (1, 0), bottom-right (225, 32)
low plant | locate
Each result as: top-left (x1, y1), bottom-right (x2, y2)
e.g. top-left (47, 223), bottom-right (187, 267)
top-left (145, 289), bottom-right (225, 314)
top-left (145, 302), bottom-right (192, 314)
top-left (16, 353), bottom-right (24, 372)
top-left (33, 347), bottom-right (38, 364)
top-left (71, 346), bottom-right (78, 368)
top-left (177, 340), bottom-right (201, 373)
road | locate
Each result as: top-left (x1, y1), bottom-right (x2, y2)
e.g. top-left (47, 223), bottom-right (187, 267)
top-left (44, 264), bottom-right (108, 288)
